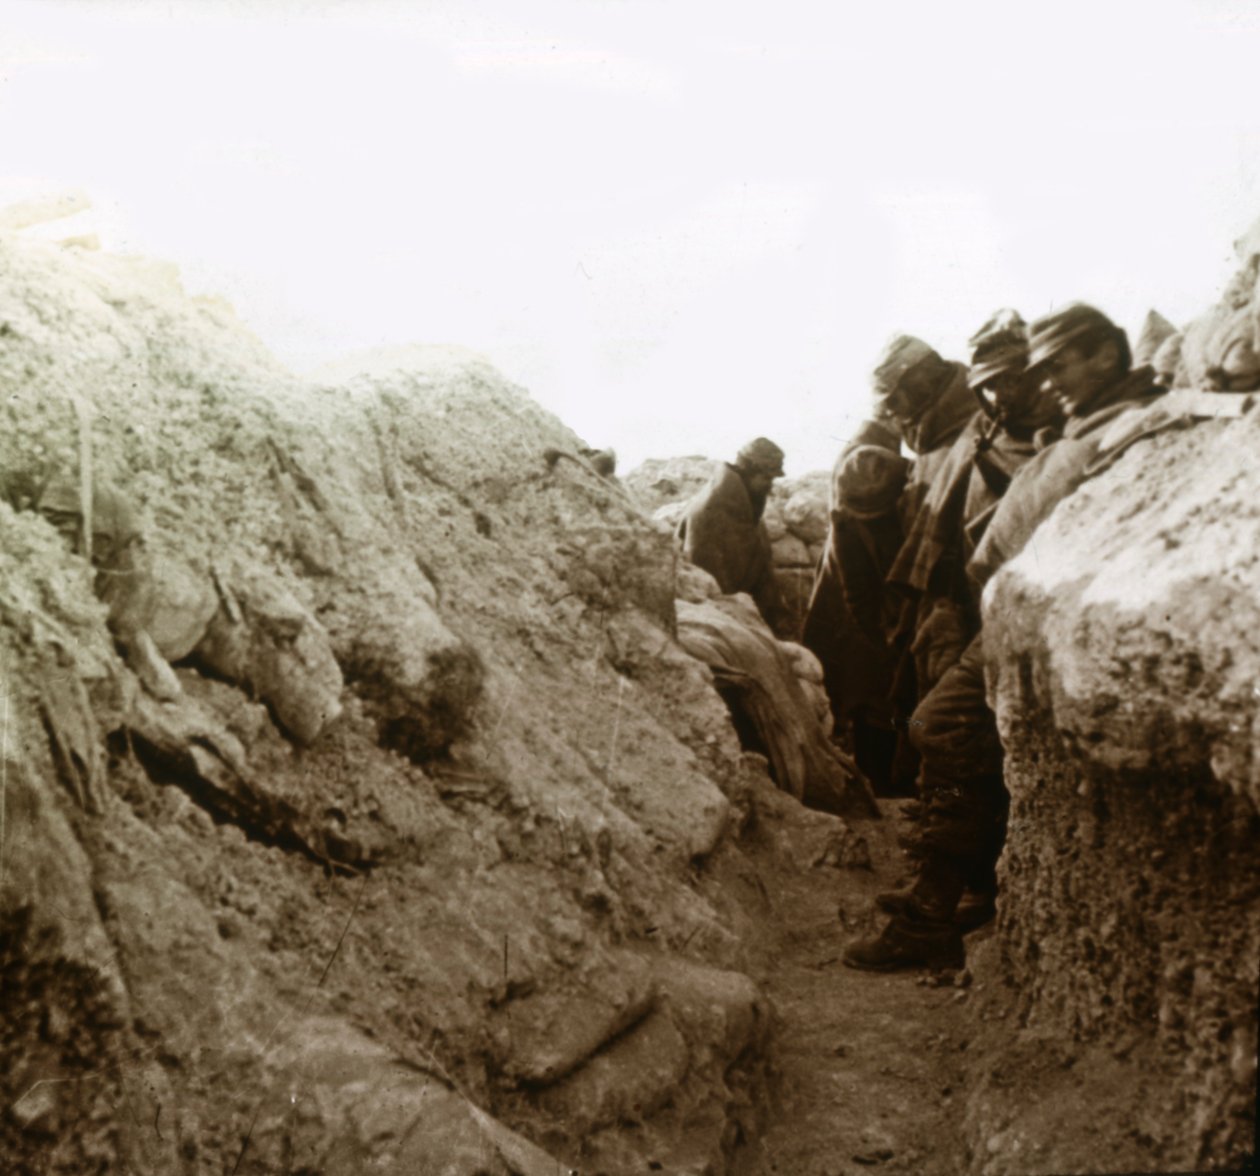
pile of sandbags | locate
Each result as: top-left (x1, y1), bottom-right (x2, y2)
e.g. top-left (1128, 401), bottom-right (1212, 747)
top-left (1146, 216), bottom-right (1260, 393)
top-left (675, 591), bottom-right (875, 818)
top-left (761, 471), bottom-right (829, 638)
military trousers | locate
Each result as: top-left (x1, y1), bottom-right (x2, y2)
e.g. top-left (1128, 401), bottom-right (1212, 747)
top-left (907, 634), bottom-right (1008, 893)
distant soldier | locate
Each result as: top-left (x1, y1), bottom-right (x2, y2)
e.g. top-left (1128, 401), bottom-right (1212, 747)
top-left (844, 303), bottom-right (1164, 972)
top-left (802, 444), bottom-right (910, 793)
top-left (678, 437), bottom-right (790, 636)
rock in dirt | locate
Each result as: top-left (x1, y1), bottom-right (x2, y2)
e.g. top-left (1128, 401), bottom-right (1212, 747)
top-left (332, 582), bottom-right (485, 759)
top-left (811, 823), bottom-right (872, 870)
top-left (195, 568), bottom-right (344, 745)
top-left (137, 551), bottom-right (220, 660)
top-left (499, 954), bottom-right (657, 1087)
top-left (781, 481), bottom-right (830, 546)
top-left (623, 455), bottom-right (716, 515)
top-left (1133, 307), bottom-right (1177, 368)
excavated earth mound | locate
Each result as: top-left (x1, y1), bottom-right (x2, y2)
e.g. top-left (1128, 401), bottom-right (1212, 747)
top-left (0, 233), bottom-right (878, 1175)
top-left (966, 233), bottom-right (1260, 1175)
top-left (970, 407), bottom-right (1260, 1174)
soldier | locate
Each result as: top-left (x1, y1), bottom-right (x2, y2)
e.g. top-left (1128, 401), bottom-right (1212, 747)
top-left (678, 437), bottom-right (790, 636)
top-left (970, 303), bottom-right (1167, 583)
top-left (869, 334), bottom-right (976, 526)
top-left (963, 310), bottom-right (1065, 525)
top-left (802, 445), bottom-right (910, 793)
top-left (888, 311), bottom-right (1062, 700)
top-left (843, 304), bottom-right (1153, 972)
top-left (864, 335), bottom-right (977, 787)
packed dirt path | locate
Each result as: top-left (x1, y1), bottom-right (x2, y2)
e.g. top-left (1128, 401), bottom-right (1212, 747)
top-left (734, 800), bottom-right (976, 1176)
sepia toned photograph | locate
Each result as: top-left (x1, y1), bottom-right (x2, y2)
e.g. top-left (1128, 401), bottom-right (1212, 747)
top-left (1, 2), bottom-right (1257, 1173)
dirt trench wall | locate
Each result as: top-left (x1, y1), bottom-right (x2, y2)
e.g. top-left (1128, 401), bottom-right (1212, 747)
top-left (0, 234), bottom-right (802, 1175)
top-left (972, 406), bottom-right (1260, 1173)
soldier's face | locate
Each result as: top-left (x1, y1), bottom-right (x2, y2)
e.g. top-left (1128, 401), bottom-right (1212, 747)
top-left (887, 363), bottom-right (939, 426)
top-left (1038, 344), bottom-right (1112, 414)
top-left (981, 371), bottom-right (1023, 415)
top-left (744, 470), bottom-right (776, 497)
top-left (982, 369), bottom-right (1045, 419)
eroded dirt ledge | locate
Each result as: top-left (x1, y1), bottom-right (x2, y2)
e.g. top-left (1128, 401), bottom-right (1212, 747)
top-left (971, 406), bottom-right (1260, 1174)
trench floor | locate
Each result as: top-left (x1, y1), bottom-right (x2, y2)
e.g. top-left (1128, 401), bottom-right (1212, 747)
top-left (734, 801), bottom-right (977, 1176)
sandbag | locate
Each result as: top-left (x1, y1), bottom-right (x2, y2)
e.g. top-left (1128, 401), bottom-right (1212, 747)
top-left (676, 595), bottom-right (876, 818)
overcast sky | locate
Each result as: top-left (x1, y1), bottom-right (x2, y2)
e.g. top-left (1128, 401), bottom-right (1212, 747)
top-left (4, 0), bottom-right (1260, 474)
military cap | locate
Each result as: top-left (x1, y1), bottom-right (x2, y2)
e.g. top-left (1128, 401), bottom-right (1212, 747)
top-left (735, 436), bottom-right (786, 477)
top-left (966, 309), bottom-right (1029, 390)
top-left (835, 445), bottom-right (909, 520)
top-left (870, 334), bottom-right (939, 401)
top-left (1028, 303), bottom-right (1123, 368)
top-left (846, 417), bottom-right (901, 454)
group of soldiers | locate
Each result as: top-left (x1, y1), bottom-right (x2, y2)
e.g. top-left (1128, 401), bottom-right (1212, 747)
top-left (679, 302), bottom-right (1168, 971)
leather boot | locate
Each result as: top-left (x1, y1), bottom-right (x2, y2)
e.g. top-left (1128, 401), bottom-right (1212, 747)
top-left (876, 886), bottom-right (997, 931)
top-left (842, 913), bottom-right (965, 972)
top-left (875, 853), bottom-right (966, 916)
top-left (874, 885), bottom-right (918, 918)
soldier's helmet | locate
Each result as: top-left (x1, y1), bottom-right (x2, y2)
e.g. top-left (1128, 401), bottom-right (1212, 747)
top-left (967, 309), bottom-right (1029, 390)
top-left (735, 437), bottom-right (786, 478)
top-left (1028, 303), bottom-right (1130, 371)
top-left (834, 444), bottom-right (909, 519)
top-left (870, 334), bottom-right (944, 422)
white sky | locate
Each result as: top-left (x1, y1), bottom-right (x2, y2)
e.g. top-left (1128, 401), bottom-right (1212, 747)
top-left (3, 0), bottom-right (1260, 474)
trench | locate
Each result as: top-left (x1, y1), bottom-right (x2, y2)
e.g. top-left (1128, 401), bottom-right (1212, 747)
top-left (728, 797), bottom-right (975, 1176)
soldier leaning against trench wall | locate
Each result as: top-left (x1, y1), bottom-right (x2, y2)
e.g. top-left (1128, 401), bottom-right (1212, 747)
top-left (785, 218), bottom-right (1260, 976)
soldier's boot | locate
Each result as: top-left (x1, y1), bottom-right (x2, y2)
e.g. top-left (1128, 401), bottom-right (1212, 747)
top-left (872, 853), bottom-right (968, 920)
top-left (874, 886), bottom-right (917, 917)
top-left (842, 913), bottom-right (965, 973)
top-left (875, 886), bottom-right (997, 931)
top-left (847, 854), bottom-right (968, 971)
top-left (950, 836), bottom-right (1001, 931)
